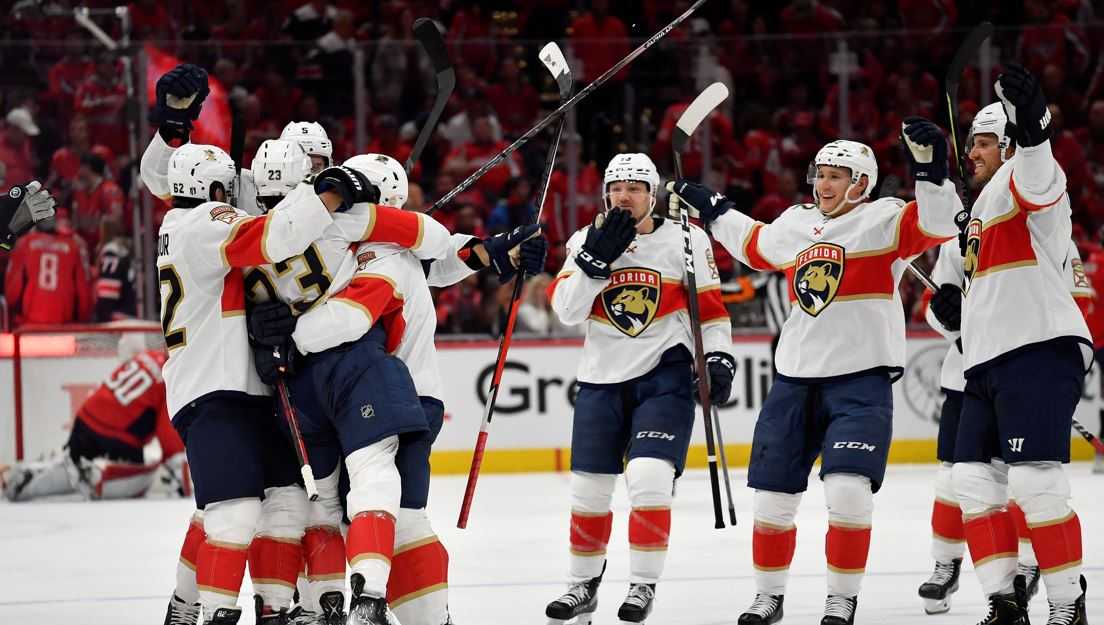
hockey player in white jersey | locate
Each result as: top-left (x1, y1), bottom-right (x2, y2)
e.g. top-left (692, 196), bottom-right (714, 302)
top-left (669, 126), bottom-right (961, 625)
top-left (922, 64), bottom-right (1090, 625)
top-left (919, 232), bottom-right (1092, 617)
top-left (248, 152), bottom-right (547, 625)
top-left (536, 153), bottom-right (734, 625)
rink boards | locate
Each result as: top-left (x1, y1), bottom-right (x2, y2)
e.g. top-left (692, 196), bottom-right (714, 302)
top-left (2, 333), bottom-right (1102, 468)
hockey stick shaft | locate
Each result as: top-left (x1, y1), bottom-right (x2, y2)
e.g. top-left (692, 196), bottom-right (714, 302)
top-left (276, 378), bottom-right (319, 501)
top-left (457, 44), bottom-right (573, 529)
top-left (711, 405), bottom-right (738, 525)
top-left (427, 0), bottom-right (708, 215)
top-left (406, 18), bottom-right (455, 176)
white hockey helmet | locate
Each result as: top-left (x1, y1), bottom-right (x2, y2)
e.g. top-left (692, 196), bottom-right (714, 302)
top-left (967, 102), bottom-right (1013, 163)
top-left (166, 143), bottom-right (236, 204)
top-left (252, 139), bottom-right (312, 200)
top-left (807, 139), bottom-right (878, 213)
top-left (603, 153), bottom-right (661, 211)
top-left (344, 153), bottom-right (408, 207)
top-left (280, 121), bottom-right (333, 167)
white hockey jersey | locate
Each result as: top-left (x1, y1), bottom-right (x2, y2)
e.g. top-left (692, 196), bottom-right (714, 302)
top-left (155, 188), bottom-right (332, 417)
top-left (291, 231), bottom-right (473, 400)
top-left (548, 218), bottom-right (732, 386)
top-left (956, 142), bottom-right (1091, 375)
top-left (926, 237), bottom-right (1093, 392)
top-left (709, 180), bottom-right (960, 380)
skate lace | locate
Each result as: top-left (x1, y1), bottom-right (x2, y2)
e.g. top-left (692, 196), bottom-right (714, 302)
top-left (623, 584), bottom-right (654, 609)
top-left (825, 595), bottom-right (855, 619)
top-left (928, 560), bottom-right (958, 586)
top-left (556, 582), bottom-right (593, 608)
top-left (746, 593), bottom-right (781, 616)
top-left (168, 599), bottom-right (201, 625)
top-left (1048, 601), bottom-right (1077, 625)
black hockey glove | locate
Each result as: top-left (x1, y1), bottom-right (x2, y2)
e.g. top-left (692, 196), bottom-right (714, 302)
top-left (666, 180), bottom-right (735, 226)
top-left (519, 234), bottom-right (549, 277)
top-left (576, 208), bottom-right (637, 280)
top-left (701, 351), bottom-right (736, 405)
top-left (313, 166), bottom-right (379, 212)
top-left (1, 181), bottom-right (56, 250)
top-left (252, 341), bottom-right (298, 385)
top-left (995, 64), bottom-right (1051, 148)
top-left (151, 64), bottom-right (210, 142)
top-left (248, 300), bottom-right (297, 348)
top-left (901, 117), bottom-right (949, 185)
top-left (929, 283), bottom-right (963, 333)
top-left (482, 224), bottom-right (541, 283)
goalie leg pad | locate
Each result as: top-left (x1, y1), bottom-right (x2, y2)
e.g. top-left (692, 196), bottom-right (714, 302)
top-left (86, 457), bottom-right (159, 499)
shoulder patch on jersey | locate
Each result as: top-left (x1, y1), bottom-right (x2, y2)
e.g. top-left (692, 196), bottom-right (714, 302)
top-left (356, 250), bottom-right (377, 270)
top-left (1072, 258), bottom-right (1090, 289)
top-left (600, 268), bottom-right (661, 337)
top-left (793, 242), bottom-right (844, 316)
top-left (209, 204), bottom-right (242, 225)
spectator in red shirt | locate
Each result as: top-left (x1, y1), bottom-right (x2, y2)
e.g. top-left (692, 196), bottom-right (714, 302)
top-left (0, 107), bottom-right (39, 193)
top-left (71, 154), bottom-right (126, 253)
top-left (46, 116), bottom-right (114, 203)
top-left (442, 114), bottom-right (521, 203)
top-left (751, 168), bottom-right (807, 222)
top-left (45, 47), bottom-right (94, 119)
top-left (487, 56), bottom-right (541, 138)
top-left (128, 0), bottom-right (176, 40)
top-left (73, 54), bottom-right (128, 158)
top-left (4, 219), bottom-right (93, 327)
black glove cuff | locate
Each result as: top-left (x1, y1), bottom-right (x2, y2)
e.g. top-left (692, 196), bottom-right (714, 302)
top-left (157, 121), bottom-right (191, 145)
top-left (576, 248), bottom-right (612, 280)
top-left (705, 351), bottom-right (736, 373)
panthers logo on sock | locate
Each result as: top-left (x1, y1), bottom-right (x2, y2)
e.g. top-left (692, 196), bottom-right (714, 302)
top-left (962, 218), bottom-right (982, 290)
top-left (600, 268), bottom-right (661, 337)
top-left (793, 242), bottom-right (844, 317)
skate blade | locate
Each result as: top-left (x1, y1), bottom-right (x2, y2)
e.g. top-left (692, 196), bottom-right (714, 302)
top-left (923, 597), bottom-right (951, 615)
top-left (547, 615), bottom-right (593, 625)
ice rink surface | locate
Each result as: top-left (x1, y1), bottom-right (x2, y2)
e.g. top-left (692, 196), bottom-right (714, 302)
top-left (1, 464), bottom-right (1101, 625)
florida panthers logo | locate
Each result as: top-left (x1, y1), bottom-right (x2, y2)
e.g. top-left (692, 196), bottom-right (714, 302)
top-left (962, 218), bottom-right (982, 288)
top-left (600, 268), bottom-right (661, 337)
top-left (793, 242), bottom-right (844, 316)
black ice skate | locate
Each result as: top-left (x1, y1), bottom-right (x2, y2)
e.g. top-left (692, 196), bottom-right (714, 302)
top-left (285, 606), bottom-right (322, 625)
top-left (1018, 563), bottom-right (1041, 603)
top-left (617, 583), bottom-right (655, 623)
top-left (545, 564), bottom-right (605, 625)
top-left (163, 593), bottom-right (201, 625)
top-left (205, 606), bottom-right (243, 625)
top-left (972, 575), bottom-right (1030, 625)
top-left (318, 591), bottom-right (347, 625)
top-left (346, 573), bottom-right (400, 625)
top-left (738, 593), bottom-right (784, 624)
top-left (255, 594), bottom-right (293, 624)
top-left (821, 595), bottom-right (858, 625)
top-left (1044, 575), bottom-right (1087, 625)
top-left (918, 558), bottom-right (962, 614)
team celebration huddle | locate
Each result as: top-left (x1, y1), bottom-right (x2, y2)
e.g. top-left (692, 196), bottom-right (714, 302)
top-left (0, 3), bottom-right (1099, 625)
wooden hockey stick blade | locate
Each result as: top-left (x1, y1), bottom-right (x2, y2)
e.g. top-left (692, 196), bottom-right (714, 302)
top-left (945, 22), bottom-right (993, 177)
top-left (539, 42), bottom-right (572, 100)
top-left (673, 82), bottom-right (729, 154)
top-left (406, 18), bottom-right (455, 175)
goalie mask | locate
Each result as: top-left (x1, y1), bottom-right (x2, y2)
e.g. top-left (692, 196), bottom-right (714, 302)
top-left (344, 153), bottom-right (408, 208)
top-left (252, 139), bottom-right (312, 211)
top-left (967, 102), bottom-right (1013, 163)
top-left (807, 140), bottom-right (878, 216)
top-left (280, 121), bottom-right (333, 170)
top-left (603, 153), bottom-right (661, 213)
top-left (166, 143), bottom-right (236, 206)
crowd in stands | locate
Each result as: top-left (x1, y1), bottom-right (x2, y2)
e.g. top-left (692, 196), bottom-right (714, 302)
top-left (1, 0), bottom-right (1103, 334)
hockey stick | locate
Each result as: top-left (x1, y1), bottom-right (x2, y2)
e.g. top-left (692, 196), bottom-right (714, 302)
top-left (405, 18), bottom-right (455, 176)
top-left (711, 405), bottom-right (739, 526)
top-left (945, 22), bottom-right (993, 228)
top-left (457, 42), bottom-right (573, 529)
top-left (672, 81), bottom-right (730, 529)
top-left (427, 0), bottom-right (708, 215)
